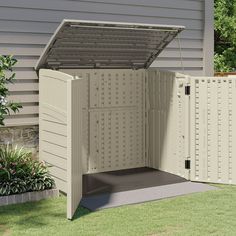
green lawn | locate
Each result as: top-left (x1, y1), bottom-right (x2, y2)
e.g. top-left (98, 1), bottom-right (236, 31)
top-left (0, 185), bottom-right (236, 236)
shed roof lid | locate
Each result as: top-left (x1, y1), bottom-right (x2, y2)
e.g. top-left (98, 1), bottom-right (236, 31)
top-left (35, 19), bottom-right (185, 70)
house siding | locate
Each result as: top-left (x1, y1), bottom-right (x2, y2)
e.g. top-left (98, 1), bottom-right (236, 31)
top-left (0, 0), bottom-right (213, 127)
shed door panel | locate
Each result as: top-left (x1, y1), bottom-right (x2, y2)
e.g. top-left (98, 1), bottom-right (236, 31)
top-left (190, 77), bottom-right (236, 184)
top-left (88, 70), bottom-right (146, 173)
top-left (39, 69), bottom-right (72, 194)
top-left (147, 69), bottom-right (188, 179)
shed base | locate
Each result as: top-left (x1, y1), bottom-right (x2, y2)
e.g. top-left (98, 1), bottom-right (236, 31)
top-left (80, 181), bottom-right (217, 211)
top-left (82, 167), bottom-right (187, 197)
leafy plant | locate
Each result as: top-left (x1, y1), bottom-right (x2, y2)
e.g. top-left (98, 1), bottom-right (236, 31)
top-left (0, 55), bottom-right (22, 126)
top-left (214, 0), bottom-right (236, 72)
top-left (0, 145), bottom-right (55, 196)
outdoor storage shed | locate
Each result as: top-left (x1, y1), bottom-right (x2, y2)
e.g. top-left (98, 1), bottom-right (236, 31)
top-left (36, 20), bottom-right (236, 219)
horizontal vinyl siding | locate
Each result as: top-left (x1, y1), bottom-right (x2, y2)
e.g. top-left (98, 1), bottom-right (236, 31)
top-left (0, 0), bottom-right (206, 126)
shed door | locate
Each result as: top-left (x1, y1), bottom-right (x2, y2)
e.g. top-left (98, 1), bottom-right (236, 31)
top-left (147, 70), bottom-right (189, 179)
top-left (190, 77), bottom-right (236, 184)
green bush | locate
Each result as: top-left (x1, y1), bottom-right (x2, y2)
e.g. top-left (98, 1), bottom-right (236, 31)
top-left (0, 145), bottom-right (55, 196)
top-left (0, 55), bottom-right (22, 126)
top-left (214, 0), bottom-right (236, 72)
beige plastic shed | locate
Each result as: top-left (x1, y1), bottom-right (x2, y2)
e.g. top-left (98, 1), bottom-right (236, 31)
top-left (36, 20), bottom-right (236, 219)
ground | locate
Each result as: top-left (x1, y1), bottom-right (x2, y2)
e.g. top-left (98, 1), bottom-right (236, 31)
top-left (0, 185), bottom-right (236, 236)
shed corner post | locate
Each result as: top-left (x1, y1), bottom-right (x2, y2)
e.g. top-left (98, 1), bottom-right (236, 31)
top-left (38, 69), bottom-right (43, 163)
top-left (66, 79), bottom-right (73, 220)
top-left (66, 79), bottom-right (83, 220)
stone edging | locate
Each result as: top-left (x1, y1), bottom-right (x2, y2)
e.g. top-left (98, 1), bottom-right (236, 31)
top-left (0, 189), bottom-right (59, 206)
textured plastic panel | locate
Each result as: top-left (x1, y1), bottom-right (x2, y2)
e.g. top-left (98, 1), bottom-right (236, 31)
top-left (147, 69), bottom-right (188, 178)
top-left (88, 70), bottom-right (146, 173)
top-left (35, 19), bottom-right (184, 70)
top-left (61, 68), bottom-right (190, 176)
top-left (62, 69), bottom-right (146, 173)
top-left (190, 77), bottom-right (236, 184)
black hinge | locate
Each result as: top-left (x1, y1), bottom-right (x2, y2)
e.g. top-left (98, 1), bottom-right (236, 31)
top-left (185, 160), bottom-right (191, 169)
top-left (185, 85), bottom-right (190, 95)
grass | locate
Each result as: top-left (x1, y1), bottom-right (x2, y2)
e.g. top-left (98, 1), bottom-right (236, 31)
top-left (0, 185), bottom-right (236, 236)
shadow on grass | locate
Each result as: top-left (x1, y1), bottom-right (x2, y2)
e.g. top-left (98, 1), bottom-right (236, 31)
top-left (0, 196), bottom-right (92, 230)
top-left (72, 206), bottom-right (91, 220)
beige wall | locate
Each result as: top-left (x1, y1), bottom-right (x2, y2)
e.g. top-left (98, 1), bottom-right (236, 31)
top-left (0, 0), bottom-right (214, 126)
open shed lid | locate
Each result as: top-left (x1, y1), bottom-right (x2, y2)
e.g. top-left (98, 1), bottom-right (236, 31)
top-left (35, 19), bottom-right (185, 70)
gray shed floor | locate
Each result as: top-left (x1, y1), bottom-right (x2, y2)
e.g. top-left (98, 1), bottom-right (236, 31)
top-left (82, 167), bottom-right (187, 196)
top-left (81, 168), bottom-right (217, 211)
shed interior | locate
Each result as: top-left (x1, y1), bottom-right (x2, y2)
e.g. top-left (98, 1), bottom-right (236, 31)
top-left (59, 68), bottom-right (188, 177)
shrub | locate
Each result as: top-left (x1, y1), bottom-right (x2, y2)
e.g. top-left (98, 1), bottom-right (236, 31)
top-left (214, 0), bottom-right (236, 72)
top-left (0, 145), bottom-right (55, 196)
top-left (0, 55), bottom-right (22, 126)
